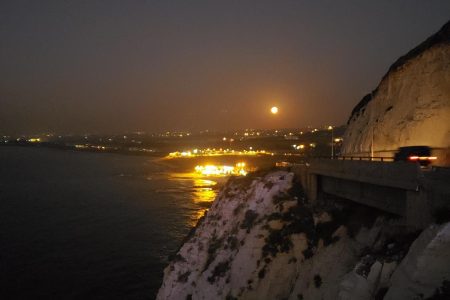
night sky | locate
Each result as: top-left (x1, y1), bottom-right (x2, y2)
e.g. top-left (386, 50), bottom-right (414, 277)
top-left (1, 1), bottom-right (449, 134)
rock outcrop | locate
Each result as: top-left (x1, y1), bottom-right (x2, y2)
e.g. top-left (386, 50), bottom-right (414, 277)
top-left (384, 222), bottom-right (450, 299)
top-left (342, 21), bottom-right (450, 166)
top-left (157, 171), bottom-right (450, 299)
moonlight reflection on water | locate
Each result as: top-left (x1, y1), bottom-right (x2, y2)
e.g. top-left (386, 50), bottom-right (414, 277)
top-left (169, 173), bottom-right (219, 227)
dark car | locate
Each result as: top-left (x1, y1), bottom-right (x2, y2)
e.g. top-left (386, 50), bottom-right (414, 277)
top-left (394, 146), bottom-right (437, 167)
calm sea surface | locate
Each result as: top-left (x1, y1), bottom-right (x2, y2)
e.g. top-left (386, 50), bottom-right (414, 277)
top-left (0, 147), bottom-right (218, 299)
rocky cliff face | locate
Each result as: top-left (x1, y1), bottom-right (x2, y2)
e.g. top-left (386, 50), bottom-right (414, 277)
top-left (157, 171), bottom-right (450, 299)
top-left (342, 21), bottom-right (450, 164)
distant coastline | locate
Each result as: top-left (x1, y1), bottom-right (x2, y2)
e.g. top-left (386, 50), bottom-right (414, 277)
top-left (0, 140), bottom-right (165, 157)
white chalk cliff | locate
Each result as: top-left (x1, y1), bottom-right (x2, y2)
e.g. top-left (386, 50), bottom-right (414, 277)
top-left (157, 171), bottom-right (450, 299)
top-left (342, 21), bottom-right (450, 165)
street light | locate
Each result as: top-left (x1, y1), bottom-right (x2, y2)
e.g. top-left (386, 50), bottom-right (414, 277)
top-left (371, 126), bottom-right (374, 159)
top-left (328, 125), bottom-right (334, 159)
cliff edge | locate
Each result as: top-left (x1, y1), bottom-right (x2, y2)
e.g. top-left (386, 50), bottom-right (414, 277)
top-left (157, 171), bottom-right (450, 299)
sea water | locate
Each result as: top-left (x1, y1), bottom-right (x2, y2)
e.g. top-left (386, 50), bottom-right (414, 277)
top-left (0, 146), bottom-right (216, 299)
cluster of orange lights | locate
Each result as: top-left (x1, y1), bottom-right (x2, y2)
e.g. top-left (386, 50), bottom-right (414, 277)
top-left (75, 144), bottom-right (109, 150)
top-left (194, 162), bottom-right (247, 177)
top-left (167, 148), bottom-right (272, 158)
top-left (27, 138), bottom-right (41, 143)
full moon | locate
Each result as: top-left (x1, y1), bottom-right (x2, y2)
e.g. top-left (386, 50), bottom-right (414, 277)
top-left (270, 106), bottom-right (279, 114)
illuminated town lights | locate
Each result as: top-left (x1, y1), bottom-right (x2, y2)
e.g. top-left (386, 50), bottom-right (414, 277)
top-left (194, 162), bottom-right (248, 177)
top-left (27, 138), bottom-right (41, 143)
top-left (167, 148), bottom-right (273, 158)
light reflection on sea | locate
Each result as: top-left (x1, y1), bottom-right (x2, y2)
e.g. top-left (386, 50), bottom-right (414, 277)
top-left (166, 173), bottom-right (219, 227)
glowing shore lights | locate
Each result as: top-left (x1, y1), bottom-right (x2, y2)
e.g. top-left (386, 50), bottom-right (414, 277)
top-left (194, 162), bottom-right (247, 177)
top-left (167, 148), bottom-right (272, 158)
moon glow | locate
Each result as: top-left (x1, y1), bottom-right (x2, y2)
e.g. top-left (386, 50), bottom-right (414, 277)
top-left (270, 106), bottom-right (279, 114)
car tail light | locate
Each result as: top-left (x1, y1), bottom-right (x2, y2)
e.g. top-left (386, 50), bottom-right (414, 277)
top-left (408, 156), bottom-right (437, 161)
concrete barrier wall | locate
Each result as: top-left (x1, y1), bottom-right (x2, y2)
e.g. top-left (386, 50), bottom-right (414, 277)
top-left (421, 167), bottom-right (450, 212)
top-left (292, 164), bottom-right (318, 203)
top-left (291, 160), bottom-right (449, 229)
top-left (321, 176), bottom-right (406, 215)
top-left (308, 159), bottom-right (421, 190)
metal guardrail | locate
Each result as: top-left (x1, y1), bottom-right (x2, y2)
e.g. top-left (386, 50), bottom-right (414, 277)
top-left (336, 156), bottom-right (394, 162)
top-left (312, 156), bottom-right (395, 162)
